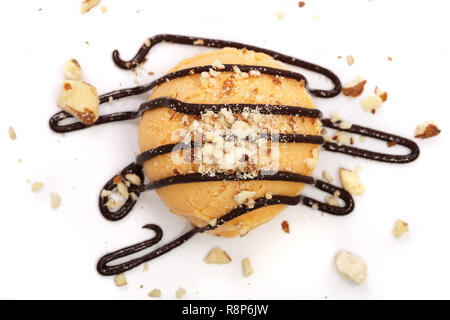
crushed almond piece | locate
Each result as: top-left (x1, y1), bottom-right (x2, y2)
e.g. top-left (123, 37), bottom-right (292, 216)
top-left (339, 168), bottom-right (365, 195)
top-left (322, 170), bottom-right (333, 183)
top-left (100, 6), bottom-right (107, 13)
top-left (330, 110), bottom-right (343, 123)
top-left (204, 247), bottom-right (232, 264)
top-left (148, 289), bottom-right (161, 298)
top-left (143, 263), bottom-right (149, 271)
top-left (415, 121), bottom-right (441, 139)
top-left (342, 76), bottom-right (366, 97)
top-left (208, 218), bottom-right (217, 227)
top-left (145, 38), bottom-right (151, 47)
top-left (242, 258), bottom-right (254, 277)
top-left (114, 273), bottom-right (127, 287)
top-left (298, 1), bottom-right (306, 7)
top-left (281, 221), bottom-right (290, 233)
top-left (63, 59), bottom-right (82, 80)
top-left (57, 80), bottom-right (100, 124)
top-left (125, 173), bottom-right (142, 185)
top-left (31, 182), bottom-right (44, 192)
top-left (387, 140), bottom-right (397, 147)
top-left (361, 95), bottom-right (383, 113)
top-left (393, 219), bottom-right (409, 238)
top-left (234, 190), bottom-right (256, 207)
top-left (130, 192), bottom-right (138, 201)
top-left (325, 196), bottom-right (340, 207)
top-left (265, 192), bottom-right (273, 200)
top-left (387, 56), bottom-right (392, 61)
top-left (176, 287), bottom-right (186, 299)
top-left (335, 251), bottom-right (367, 285)
top-left (80, 0), bottom-right (100, 13)
top-left (339, 121), bottom-right (352, 130)
top-left (50, 192), bottom-right (62, 210)
top-left (374, 86), bottom-right (388, 102)
top-left (359, 135), bottom-right (366, 142)
top-left (275, 11), bottom-right (286, 20)
top-left (312, 203), bottom-right (319, 210)
top-left (249, 70), bottom-right (261, 77)
top-left (304, 157), bottom-right (318, 170)
top-left (193, 39), bottom-right (204, 45)
top-left (113, 175), bottom-right (123, 184)
top-left (212, 60), bottom-right (225, 70)
top-left (8, 127), bottom-right (16, 140)
top-left (116, 182), bottom-right (129, 200)
top-left (346, 55), bottom-right (354, 66)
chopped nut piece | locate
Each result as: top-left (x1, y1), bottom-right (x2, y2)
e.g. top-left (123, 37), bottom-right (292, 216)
top-left (212, 60), bottom-right (225, 70)
top-left (312, 203), bottom-right (319, 210)
top-left (342, 76), bottom-right (366, 97)
top-left (374, 86), bottom-right (388, 102)
top-left (393, 219), bottom-right (409, 238)
top-left (339, 121), bottom-right (352, 130)
top-left (143, 263), bottom-right (149, 271)
top-left (234, 190), bottom-right (256, 208)
top-left (31, 182), bottom-right (44, 192)
top-left (330, 111), bottom-right (343, 123)
top-left (242, 258), bottom-right (254, 277)
top-left (176, 287), bottom-right (186, 299)
top-left (265, 192), bottom-right (273, 200)
top-left (8, 127), bottom-right (16, 140)
top-left (193, 39), bottom-right (204, 45)
top-left (114, 273), bottom-right (127, 287)
top-left (361, 95), bottom-right (383, 112)
top-left (144, 38), bottom-right (151, 47)
top-left (304, 157), bottom-right (318, 170)
top-left (57, 80), bottom-right (100, 124)
top-left (275, 11), bottom-right (286, 20)
top-left (101, 189), bottom-right (112, 198)
top-left (298, 1), bottom-right (306, 7)
top-left (50, 192), bottom-right (61, 210)
top-left (415, 121), bottom-right (441, 139)
top-left (335, 251), bottom-right (367, 285)
top-left (339, 168), bottom-right (365, 195)
top-left (346, 55), bottom-right (354, 66)
top-left (387, 140), bottom-right (397, 147)
top-left (204, 247), bottom-right (232, 264)
top-left (101, 6), bottom-right (107, 13)
top-left (130, 192), bottom-right (138, 201)
top-left (208, 218), bottom-right (217, 227)
top-left (281, 221), bottom-right (290, 233)
top-left (63, 59), bottom-right (82, 80)
top-left (249, 70), bottom-right (261, 77)
top-left (325, 196), bottom-right (340, 207)
top-left (322, 170), bottom-right (333, 183)
top-left (125, 173), bottom-right (142, 185)
top-left (148, 289), bottom-right (161, 298)
top-left (80, 0), bottom-right (100, 13)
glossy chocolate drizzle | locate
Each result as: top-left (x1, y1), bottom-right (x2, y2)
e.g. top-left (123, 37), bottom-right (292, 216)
top-left (48, 34), bottom-right (420, 276)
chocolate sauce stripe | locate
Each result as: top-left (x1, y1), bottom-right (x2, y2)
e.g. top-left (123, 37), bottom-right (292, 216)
top-left (50, 93), bottom-right (321, 133)
top-left (97, 178), bottom-right (353, 275)
top-left (112, 34), bottom-right (342, 98)
top-left (322, 119), bottom-right (420, 164)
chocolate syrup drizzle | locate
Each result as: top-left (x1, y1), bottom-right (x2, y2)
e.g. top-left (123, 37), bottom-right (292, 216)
top-left (48, 34), bottom-right (420, 276)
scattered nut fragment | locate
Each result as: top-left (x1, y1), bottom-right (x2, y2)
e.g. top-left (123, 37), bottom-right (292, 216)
top-left (212, 60), bottom-right (225, 70)
top-left (342, 76), bottom-right (366, 97)
top-left (176, 287), bottom-right (186, 299)
top-left (114, 273), bottom-right (127, 287)
top-left (339, 121), bottom-right (352, 130)
top-left (325, 196), bottom-right (340, 207)
top-left (393, 219), bottom-right (409, 238)
top-left (31, 182), bottom-right (44, 192)
top-left (415, 121), bottom-right (441, 139)
top-left (50, 192), bottom-right (62, 210)
top-left (298, 1), bottom-right (306, 7)
top-left (125, 173), bottom-right (142, 185)
top-left (281, 221), bottom-right (290, 233)
top-left (116, 182), bottom-right (129, 200)
top-left (361, 95), bottom-right (383, 113)
top-left (8, 127), bottom-right (16, 140)
top-left (312, 203), bottom-right (319, 210)
top-left (80, 0), bottom-right (100, 13)
top-left (143, 263), bottom-right (149, 271)
top-left (234, 190), bottom-right (256, 208)
top-left (346, 55), bottom-right (354, 66)
top-left (63, 59), bottom-right (82, 80)
top-left (242, 258), bottom-right (254, 277)
top-left (322, 170), bottom-right (333, 183)
top-left (148, 289), bottom-right (161, 298)
top-left (101, 6), bottom-right (107, 13)
top-left (374, 86), bottom-right (388, 102)
top-left (57, 80), bottom-right (100, 124)
top-left (204, 247), bottom-right (232, 264)
top-left (339, 168), bottom-right (365, 195)
top-left (208, 218), bottom-right (217, 227)
top-left (330, 110), bottom-right (343, 123)
top-left (335, 251), bottom-right (367, 285)
top-left (100, 189), bottom-right (112, 197)
top-left (193, 39), bottom-right (204, 45)
top-left (275, 11), bottom-right (286, 20)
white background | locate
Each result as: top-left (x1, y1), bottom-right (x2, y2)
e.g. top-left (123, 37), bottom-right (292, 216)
top-left (1, 0), bottom-right (449, 300)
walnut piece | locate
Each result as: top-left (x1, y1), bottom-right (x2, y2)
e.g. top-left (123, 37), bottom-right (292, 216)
top-left (204, 247), bottom-right (232, 264)
top-left (415, 121), bottom-right (441, 139)
top-left (57, 80), bottom-right (99, 125)
top-left (335, 251), bottom-right (367, 285)
top-left (114, 273), bottom-right (127, 286)
top-left (80, 0), bottom-right (100, 13)
top-left (242, 258), bottom-right (254, 277)
top-left (63, 59), bottom-right (82, 80)
top-left (393, 219), bottom-right (409, 238)
top-left (339, 168), bottom-right (365, 195)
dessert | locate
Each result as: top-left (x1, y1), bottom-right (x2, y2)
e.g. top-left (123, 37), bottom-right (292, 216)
top-left (49, 34), bottom-right (420, 276)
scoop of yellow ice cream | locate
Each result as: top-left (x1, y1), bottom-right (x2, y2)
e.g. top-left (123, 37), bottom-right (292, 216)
top-left (138, 47), bottom-right (320, 237)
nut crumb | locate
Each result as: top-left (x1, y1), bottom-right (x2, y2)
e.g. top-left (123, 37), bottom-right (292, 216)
top-left (393, 219), bottom-right (409, 238)
top-left (176, 287), bottom-right (186, 299)
top-left (265, 192), bottom-right (273, 200)
top-left (339, 168), bottom-right (365, 195)
top-left (50, 192), bottom-right (61, 210)
top-left (322, 170), bottom-right (333, 183)
top-left (114, 273), bottom-right (127, 287)
top-left (339, 121), bottom-right (352, 130)
top-left (193, 39), bottom-right (204, 45)
top-left (415, 121), bottom-right (441, 139)
top-left (298, 1), bottom-right (306, 7)
top-left (148, 289), bottom-right (161, 298)
top-left (281, 221), bottom-right (290, 233)
top-left (361, 95), bottom-right (383, 113)
top-left (330, 110), bottom-right (343, 123)
top-left (32, 182), bottom-right (44, 192)
top-left (8, 127), bottom-right (16, 140)
top-left (143, 263), bottom-right (149, 271)
top-left (204, 247), bottom-right (232, 264)
top-left (125, 173), bottom-right (142, 185)
top-left (63, 59), bottom-right (82, 80)
top-left (212, 60), bottom-right (225, 70)
top-left (80, 0), bottom-right (100, 13)
top-left (346, 55), bottom-right (354, 66)
top-left (374, 86), bottom-right (388, 102)
top-left (312, 203), bottom-right (319, 210)
top-left (242, 258), bottom-right (254, 277)
top-left (335, 251), bottom-right (367, 285)
top-left (275, 11), bottom-right (286, 20)
top-left (342, 76), bottom-right (366, 97)
top-left (100, 6), bottom-right (107, 13)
